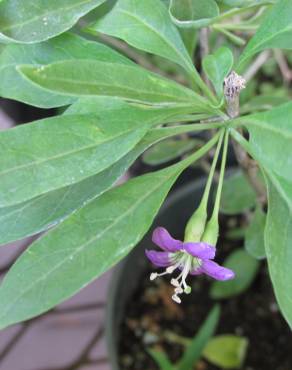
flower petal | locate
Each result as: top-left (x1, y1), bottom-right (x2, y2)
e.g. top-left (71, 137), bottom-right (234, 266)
top-left (189, 266), bottom-right (204, 275)
top-left (145, 249), bottom-right (172, 267)
top-left (201, 260), bottom-right (235, 281)
top-left (183, 242), bottom-right (216, 260)
top-left (152, 227), bottom-right (183, 252)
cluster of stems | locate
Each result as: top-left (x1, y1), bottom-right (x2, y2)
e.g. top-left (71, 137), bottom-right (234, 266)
top-left (184, 128), bottom-right (229, 246)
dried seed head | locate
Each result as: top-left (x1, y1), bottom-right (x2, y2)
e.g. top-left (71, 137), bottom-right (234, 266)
top-left (224, 71), bottom-right (246, 118)
top-left (224, 71), bottom-right (246, 99)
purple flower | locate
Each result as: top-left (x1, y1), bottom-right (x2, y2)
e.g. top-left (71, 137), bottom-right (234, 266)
top-left (146, 227), bottom-right (235, 303)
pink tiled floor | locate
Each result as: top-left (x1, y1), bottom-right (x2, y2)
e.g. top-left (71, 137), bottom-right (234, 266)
top-left (0, 252), bottom-right (113, 370)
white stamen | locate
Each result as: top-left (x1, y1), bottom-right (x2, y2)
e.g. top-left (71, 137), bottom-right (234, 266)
top-left (171, 278), bottom-right (179, 287)
top-left (172, 294), bottom-right (181, 304)
top-left (150, 263), bottom-right (180, 281)
top-left (166, 261), bottom-right (182, 274)
top-left (170, 256), bottom-right (193, 303)
top-left (149, 255), bottom-right (194, 304)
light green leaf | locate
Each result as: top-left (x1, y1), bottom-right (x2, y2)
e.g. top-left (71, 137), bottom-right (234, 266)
top-left (19, 60), bottom-right (208, 107)
top-left (0, 135), bottom-right (219, 328)
top-left (0, 104), bottom-right (211, 246)
top-left (236, 102), bottom-right (292, 182)
top-left (89, 0), bottom-right (195, 76)
top-left (0, 33), bottom-right (133, 108)
top-left (210, 249), bottom-right (260, 299)
top-left (143, 138), bottom-right (202, 166)
top-left (245, 206), bottom-right (266, 259)
top-left (148, 349), bottom-right (174, 370)
top-left (203, 335), bottom-right (248, 369)
top-left (202, 47), bottom-right (233, 97)
top-left (169, 0), bottom-right (219, 29)
top-left (177, 305), bottom-right (220, 370)
top-left (220, 170), bottom-right (257, 215)
top-left (0, 103), bottom-right (181, 207)
top-left (239, 0), bottom-right (292, 66)
top-left (0, 0), bottom-right (106, 43)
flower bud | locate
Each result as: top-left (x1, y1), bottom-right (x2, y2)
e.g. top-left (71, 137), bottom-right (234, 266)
top-left (184, 203), bottom-right (207, 242)
top-left (201, 217), bottom-right (219, 246)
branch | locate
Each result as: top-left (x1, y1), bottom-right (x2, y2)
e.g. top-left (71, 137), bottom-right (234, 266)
top-left (243, 50), bottom-right (271, 82)
top-left (274, 50), bottom-right (292, 85)
top-left (224, 71), bottom-right (267, 206)
top-left (199, 27), bottom-right (211, 88)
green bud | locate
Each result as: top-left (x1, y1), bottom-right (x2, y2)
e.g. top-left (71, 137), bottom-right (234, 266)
top-left (201, 216), bottom-right (219, 246)
top-left (184, 202), bottom-right (207, 242)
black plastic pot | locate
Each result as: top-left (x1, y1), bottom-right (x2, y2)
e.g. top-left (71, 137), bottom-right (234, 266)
top-left (106, 178), bottom-right (207, 370)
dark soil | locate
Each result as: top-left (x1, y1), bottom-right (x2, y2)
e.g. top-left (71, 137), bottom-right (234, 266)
top-left (118, 216), bottom-right (292, 370)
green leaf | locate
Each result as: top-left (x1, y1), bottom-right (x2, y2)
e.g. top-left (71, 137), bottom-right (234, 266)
top-left (0, 33), bottom-right (133, 108)
top-left (169, 0), bottom-right (219, 29)
top-left (239, 0), bottom-right (292, 66)
top-left (202, 47), bottom-right (233, 97)
top-left (143, 138), bottom-right (202, 166)
top-left (263, 171), bottom-right (292, 328)
top-left (231, 130), bottom-right (292, 328)
top-left (177, 305), bottom-right (220, 370)
top-left (237, 102), bottom-right (292, 182)
top-left (166, 0), bottom-right (198, 56)
top-left (217, 0), bottom-right (275, 6)
top-left (241, 94), bottom-right (290, 114)
top-left (0, 135), bottom-right (219, 328)
top-left (0, 104), bottom-right (210, 246)
top-left (220, 170), bottom-right (257, 215)
top-left (0, 103), bottom-right (181, 207)
top-left (179, 28), bottom-right (198, 58)
top-left (203, 335), bottom-right (248, 369)
top-left (210, 249), bottom-right (260, 299)
top-left (19, 60), bottom-right (208, 107)
top-left (245, 206), bottom-right (266, 259)
top-left (0, 0), bottom-right (106, 43)
top-left (148, 349), bottom-right (174, 370)
top-left (88, 0), bottom-right (195, 76)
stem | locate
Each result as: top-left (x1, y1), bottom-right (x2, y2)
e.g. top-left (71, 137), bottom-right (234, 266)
top-left (151, 121), bottom-right (226, 138)
top-left (212, 25), bottom-right (246, 46)
top-left (212, 2), bottom-right (274, 23)
top-left (183, 131), bottom-right (222, 242)
top-left (201, 130), bottom-right (228, 245)
top-left (165, 113), bottom-right (213, 124)
top-left (181, 131), bottom-right (221, 170)
top-left (215, 23), bottom-right (258, 31)
top-left (211, 130), bottom-right (229, 220)
top-left (200, 130), bottom-right (225, 210)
